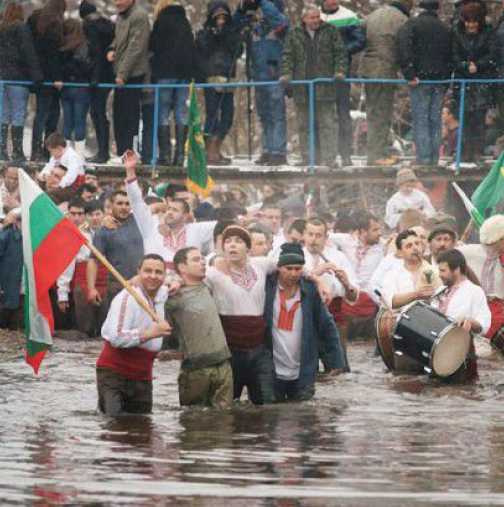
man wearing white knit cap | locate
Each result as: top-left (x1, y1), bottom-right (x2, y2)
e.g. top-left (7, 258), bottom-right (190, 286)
top-left (459, 215), bottom-right (504, 346)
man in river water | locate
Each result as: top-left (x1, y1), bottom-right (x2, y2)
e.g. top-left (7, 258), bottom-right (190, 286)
top-left (96, 254), bottom-right (171, 416)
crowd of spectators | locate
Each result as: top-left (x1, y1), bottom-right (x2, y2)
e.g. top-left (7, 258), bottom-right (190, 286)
top-left (0, 0), bottom-right (504, 167)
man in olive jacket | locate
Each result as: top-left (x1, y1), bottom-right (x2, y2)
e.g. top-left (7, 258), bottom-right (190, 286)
top-left (107, 0), bottom-right (150, 156)
top-left (280, 4), bottom-right (346, 168)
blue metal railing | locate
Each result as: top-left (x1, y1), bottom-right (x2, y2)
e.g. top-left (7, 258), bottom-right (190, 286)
top-left (0, 77), bottom-right (501, 172)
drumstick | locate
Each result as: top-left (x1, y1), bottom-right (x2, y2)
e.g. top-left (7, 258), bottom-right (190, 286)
top-left (374, 289), bottom-right (392, 311)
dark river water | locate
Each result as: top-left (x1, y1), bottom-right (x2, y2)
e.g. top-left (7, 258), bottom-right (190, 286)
top-left (2, 342), bottom-right (504, 506)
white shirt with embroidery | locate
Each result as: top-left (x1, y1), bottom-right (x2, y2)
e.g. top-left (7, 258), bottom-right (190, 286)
top-left (126, 179), bottom-right (216, 263)
top-left (101, 284), bottom-right (168, 351)
top-left (431, 279), bottom-right (491, 335)
top-left (385, 189), bottom-right (435, 230)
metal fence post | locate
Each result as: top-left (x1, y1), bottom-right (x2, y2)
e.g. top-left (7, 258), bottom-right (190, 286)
top-left (151, 85), bottom-right (160, 166)
top-left (455, 80), bottom-right (466, 173)
top-left (0, 81), bottom-right (4, 154)
top-left (308, 81), bottom-right (316, 172)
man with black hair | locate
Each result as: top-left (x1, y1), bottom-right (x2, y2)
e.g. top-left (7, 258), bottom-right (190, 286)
top-left (97, 253), bottom-right (171, 415)
top-left (426, 226), bottom-right (457, 266)
top-left (264, 242), bottom-right (348, 401)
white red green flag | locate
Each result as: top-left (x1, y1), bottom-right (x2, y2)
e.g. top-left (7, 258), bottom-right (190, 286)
top-left (452, 182), bottom-right (485, 228)
top-left (19, 170), bottom-right (86, 373)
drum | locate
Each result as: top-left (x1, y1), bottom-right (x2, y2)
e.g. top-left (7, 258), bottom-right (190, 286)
top-left (375, 307), bottom-right (397, 371)
top-left (393, 301), bottom-right (471, 377)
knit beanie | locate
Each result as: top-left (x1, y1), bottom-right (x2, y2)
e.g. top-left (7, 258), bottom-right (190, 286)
top-left (277, 242), bottom-right (305, 267)
top-left (79, 0), bottom-right (97, 18)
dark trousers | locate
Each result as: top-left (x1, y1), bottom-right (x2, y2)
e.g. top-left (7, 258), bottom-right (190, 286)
top-left (335, 81), bottom-right (352, 160)
top-left (32, 87), bottom-right (60, 146)
top-left (0, 298), bottom-right (23, 330)
top-left (74, 286), bottom-right (107, 338)
top-left (113, 75), bottom-right (144, 156)
top-left (274, 378), bottom-right (315, 402)
top-left (462, 108), bottom-right (487, 162)
top-left (230, 344), bottom-right (275, 405)
top-left (90, 87), bottom-right (111, 157)
top-left (96, 367), bottom-right (153, 416)
top-left (141, 101), bottom-right (154, 164)
top-left (204, 89), bottom-right (234, 140)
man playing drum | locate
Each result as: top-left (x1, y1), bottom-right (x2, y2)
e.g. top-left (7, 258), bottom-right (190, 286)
top-left (431, 249), bottom-right (491, 382)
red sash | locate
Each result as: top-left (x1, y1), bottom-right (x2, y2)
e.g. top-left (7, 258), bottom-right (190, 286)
top-left (71, 261), bottom-right (108, 296)
top-left (486, 298), bottom-right (504, 340)
top-left (340, 292), bottom-right (377, 319)
top-left (96, 341), bottom-right (158, 381)
top-left (220, 315), bottom-right (266, 350)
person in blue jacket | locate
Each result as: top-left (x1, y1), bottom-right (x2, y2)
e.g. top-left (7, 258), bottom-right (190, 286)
top-left (264, 242), bottom-right (349, 402)
top-left (235, 0), bottom-right (289, 166)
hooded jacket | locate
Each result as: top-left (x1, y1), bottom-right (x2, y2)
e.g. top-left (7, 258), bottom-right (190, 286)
top-left (196, 1), bottom-right (243, 80)
top-left (149, 4), bottom-right (196, 81)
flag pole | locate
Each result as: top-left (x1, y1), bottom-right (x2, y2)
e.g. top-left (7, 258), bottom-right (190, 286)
top-left (85, 241), bottom-right (160, 323)
top-left (460, 219), bottom-right (474, 243)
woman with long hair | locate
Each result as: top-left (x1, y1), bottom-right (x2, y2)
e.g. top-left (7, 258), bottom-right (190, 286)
top-left (27, 0), bottom-right (66, 161)
top-left (60, 18), bottom-right (92, 156)
top-left (0, 2), bottom-right (42, 161)
top-left (452, 1), bottom-right (497, 162)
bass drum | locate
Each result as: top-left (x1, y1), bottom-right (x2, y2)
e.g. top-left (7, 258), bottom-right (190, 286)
top-left (375, 307), bottom-right (397, 371)
top-left (393, 301), bottom-right (471, 377)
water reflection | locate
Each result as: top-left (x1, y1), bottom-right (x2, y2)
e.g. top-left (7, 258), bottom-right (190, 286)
top-left (0, 344), bottom-right (504, 505)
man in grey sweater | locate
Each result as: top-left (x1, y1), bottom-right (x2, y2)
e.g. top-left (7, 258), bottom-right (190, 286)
top-left (166, 247), bottom-right (233, 408)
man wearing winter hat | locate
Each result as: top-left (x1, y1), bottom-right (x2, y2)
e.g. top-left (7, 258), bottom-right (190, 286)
top-left (459, 215), bottom-right (504, 345)
top-left (263, 242), bottom-right (348, 402)
top-left (385, 168), bottom-right (436, 230)
top-left (397, 0), bottom-right (452, 166)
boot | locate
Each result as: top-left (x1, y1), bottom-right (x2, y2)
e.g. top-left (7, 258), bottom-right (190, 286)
top-left (206, 136), bottom-right (221, 165)
top-left (0, 124), bottom-right (9, 161)
top-left (215, 137), bottom-right (232, 165)
top-left (157, 125), bottom-right (172, 165)
top-left (173, 125), bottom-right (187, 167)
top-left (11, 126), bottom-right (25, 162)
top-left (88, 118), bottom-right (110, 163)
top-left (30, 137), bottom-right (44, 162)
top-left (75, 140), bottom-right (86, 159)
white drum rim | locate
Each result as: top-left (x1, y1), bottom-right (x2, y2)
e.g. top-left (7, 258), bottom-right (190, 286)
top-left (429, 323), bottom-right (471, 377)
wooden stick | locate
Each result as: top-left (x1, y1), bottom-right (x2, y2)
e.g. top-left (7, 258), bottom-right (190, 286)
top-left (461, 219), bottom-right (474, 243)
top-left (86, 240), bottom-right (159, 323)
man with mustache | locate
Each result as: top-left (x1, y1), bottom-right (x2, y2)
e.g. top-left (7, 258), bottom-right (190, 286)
top-left (425, 226), bottom-right (457, 266)
top-left (382, 229), bottom-right (441, 310)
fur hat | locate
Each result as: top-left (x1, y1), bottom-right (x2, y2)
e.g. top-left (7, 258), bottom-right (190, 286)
top-left (396, 168), bottom-right (418, 187)
top-left (480, 215), bottom-right (504, 245)
top-left (222, 225), bottom-right (251, 249)
top-left (277, 242), bottom-right (305, 267)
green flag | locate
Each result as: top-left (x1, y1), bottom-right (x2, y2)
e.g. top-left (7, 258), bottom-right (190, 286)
top-left (472, 151), bottom-right (504, 219)
top-left (185, 83), bottom-right (214, 197)
top-left (452, 182), bottom-right (485, 228)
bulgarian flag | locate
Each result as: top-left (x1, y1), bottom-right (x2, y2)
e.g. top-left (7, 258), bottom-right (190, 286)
top-left (19, 170), bottom-right (86, 374)
top-left (471, 151), bottom-right (504, 219)
top-left (452, 182), bottom-right (485, 228)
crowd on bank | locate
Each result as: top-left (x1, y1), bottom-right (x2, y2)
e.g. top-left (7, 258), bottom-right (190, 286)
top-left (2, 0), bottom-right (504, 168)
top-left (1, 153), bottom-right (503, 412)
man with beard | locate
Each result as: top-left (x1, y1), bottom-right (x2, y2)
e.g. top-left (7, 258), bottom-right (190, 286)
top-left (426, 226), bottom-right (457, 266)
top-left (382, 229), bottom-right (441, 310)
top-left (431, 248), bottom-right (490, 382)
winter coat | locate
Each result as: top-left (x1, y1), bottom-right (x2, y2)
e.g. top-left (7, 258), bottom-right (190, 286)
top-left (281, 21), bottom-right (347, 103)
top-left (452, 23), bottom-right (497, 111)
top-left (359, 3), bottom-right (409, 78)
top-left (493, 14), bottom-right (504, 75)
top-left (196, 1), bottom-right (243, 80)
top-left (82, 13), bottom-right (114, 84)
top-left (397, 11), bottom-right (452, 81)
top-left (110, 2), bottom-right (150, 81)
top-left (0, 225), bottom-right (23, 310)
top-left (233, 0), bottom-right (289, 81)
top-left (61, 43), bottom-right (92, 84)
top-left (320, 5), bottom-right (366, 67)
top-left (264, 274), bottom-right (348, 390)
top-left (149, 5), bottom-right (196, 81)
top-left (0, 22), bottom-right (43, 83)
top-left (27, 11), bottom-right (64, 81)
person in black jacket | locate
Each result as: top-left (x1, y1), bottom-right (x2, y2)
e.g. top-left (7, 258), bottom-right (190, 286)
top-left (27, 0), bottom-right (66, 162)
top-left (196, 1), bottom-right (243, 165)
top-left (0, 2), bottom-right (43, 162)
top-left (60, 19), bottom-right (92, 158)
top-left (150, 0), bottom-right (196, 166)
top-left (80, 0), bottom-right (115, 164)
top-left (397, 0), bottom-right (452, 166)
top-left (452, 2), bottom-right (497, 162)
